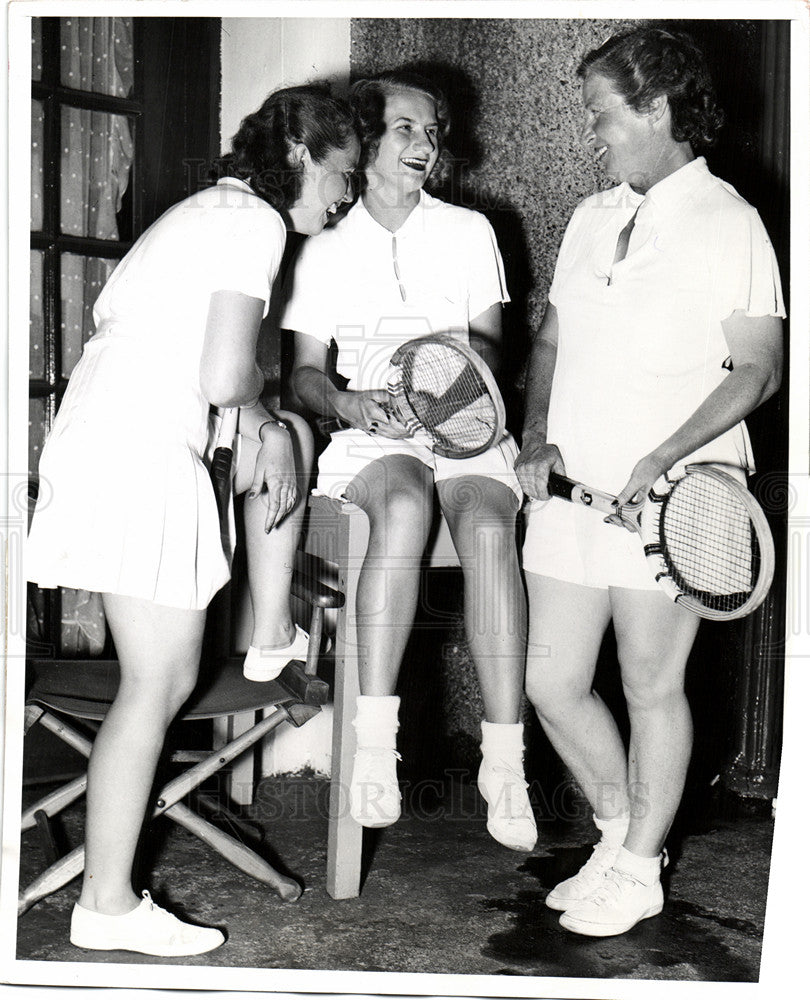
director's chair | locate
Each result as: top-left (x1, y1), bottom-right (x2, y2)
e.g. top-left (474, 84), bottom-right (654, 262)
top-left (19, 570), bottom-right (344, 917)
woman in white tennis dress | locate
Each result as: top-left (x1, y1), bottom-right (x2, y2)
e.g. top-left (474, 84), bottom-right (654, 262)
top-left (26, 86), bottom-right (359, 956)
top-left (516, 28), bottom-right (784, 937)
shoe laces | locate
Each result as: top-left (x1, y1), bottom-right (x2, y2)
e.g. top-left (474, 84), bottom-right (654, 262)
top-left (355, 746), bottom-right (401, 777)
top-left (483, 761), bottom-right (531, 818)
top-left (140, 891), bottom-right (194, 941)
top-left (576, 837), bottom-right (619, 881)
top-left (587, 866), bottom-right (638, 907)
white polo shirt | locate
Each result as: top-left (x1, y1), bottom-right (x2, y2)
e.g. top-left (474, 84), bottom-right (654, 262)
top-left (546, 156), bottom-right (785, 493)
top-left (282, 189), bottom-right (510, 390)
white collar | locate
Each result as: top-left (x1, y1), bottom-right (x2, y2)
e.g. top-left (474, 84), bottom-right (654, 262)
top-left (643, 157), bottom-right (709, 215)
top-left (353, 188), bottom-right (435, 237)
top-left (216, 176), bottom-right (256, 194)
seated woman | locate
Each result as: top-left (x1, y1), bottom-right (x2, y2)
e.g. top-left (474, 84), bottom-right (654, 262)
top-left (285, 70), bottom-right (536, 853)
top-left (26, 85), bottom-right (359, 956)
top-left (516, 27), bottom-right (784, 936)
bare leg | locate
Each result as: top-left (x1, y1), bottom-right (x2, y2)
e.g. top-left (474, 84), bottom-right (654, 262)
top-left (345, 455), bottom-right (434, 694)
top-left (524, 573), bottom-right (628, 820)
top-left (611, 587), bottom-right (699, 857)
top-left (437, 476), bottom-right (525, 723)
top-left (235, 411), bottom-right (314, 648)
top-left (80, 594), bottom-right (206, 915)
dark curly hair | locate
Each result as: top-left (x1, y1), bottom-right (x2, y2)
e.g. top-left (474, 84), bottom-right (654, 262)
top-left (349, 70), bottom-right (451, 180)
top-left (577, 27), bottom-right (725, 148)
top-left (211, 85), bottom-right (356, 209)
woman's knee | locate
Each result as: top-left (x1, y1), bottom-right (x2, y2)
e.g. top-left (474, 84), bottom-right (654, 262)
top-left (440, 477), bottom-right (517, 531)
top-left (276, 409), bottom-right (314, 470)
top-left (620, 653), bottom-right (687, 713)
top-left (119, 662), bottom-right (199, 720)
top-left (348, 463), bottom-right (433, 541)
top-left (525, 665), bottom-right (589, 725)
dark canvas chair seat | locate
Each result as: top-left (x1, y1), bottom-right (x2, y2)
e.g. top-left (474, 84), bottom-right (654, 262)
top-left (20, 572), bottom-right (343, 917)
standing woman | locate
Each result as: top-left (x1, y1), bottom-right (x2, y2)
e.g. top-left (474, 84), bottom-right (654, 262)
top-left (26, 86), bottom-right (359, 956)
top-left (516, 28), bottom-right (784, 936)
top-left (286, 70), bottom-right (536, 853)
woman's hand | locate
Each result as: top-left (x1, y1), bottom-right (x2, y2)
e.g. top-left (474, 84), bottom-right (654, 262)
top-left (336, 390), bottom-right (413, 439)
top-left (247, 425), bottom-right (298, 532)
top-left (606, 451), bottom-right (671, 529)
top-left (514, 439), bottom-right (565, 499)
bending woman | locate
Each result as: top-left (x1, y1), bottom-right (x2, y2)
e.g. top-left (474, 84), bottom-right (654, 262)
top-left (286, 70), bottom-right (536, 852)
top-left (26, 86), bottom-right (359, 956)
top-left (515, 28), bottom-right (784, 936)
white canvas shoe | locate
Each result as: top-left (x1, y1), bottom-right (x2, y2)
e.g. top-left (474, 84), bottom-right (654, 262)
top-left (349, 746), bottom-right (403, 827)
top-left (70, 891), bottom-right (225, 957)
top-left (477, 757), bottom-right (537, 852)
top-left (559, 852), bottom-right (667, 937)
top-left (545, 836), bottom-right (622, 911)
top-left (243, 624), bottom-right (310, 682)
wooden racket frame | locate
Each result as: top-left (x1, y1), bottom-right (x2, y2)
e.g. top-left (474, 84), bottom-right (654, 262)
top-left (547, 464), bottom-right (775, 621)
top-left (386, 334), bottom-right (507, 458)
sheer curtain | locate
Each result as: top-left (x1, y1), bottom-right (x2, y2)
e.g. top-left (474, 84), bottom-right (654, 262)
top-left (30, 17), bottom-right (134, 655)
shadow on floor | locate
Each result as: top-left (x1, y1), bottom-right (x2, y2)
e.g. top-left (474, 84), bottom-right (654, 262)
top-left (14, 775), bottom-right (773, 985)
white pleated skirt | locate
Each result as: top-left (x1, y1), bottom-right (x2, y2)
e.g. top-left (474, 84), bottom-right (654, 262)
top-left (26, 333), bottom-right (231, 610)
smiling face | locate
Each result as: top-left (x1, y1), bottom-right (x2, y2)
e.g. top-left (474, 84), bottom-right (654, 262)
top-left (365, 88), bottom-right (441, 198)
top-left (580, 72), bottom-right (662, 191)
top-left (288, 136), bottom-right (360, 235)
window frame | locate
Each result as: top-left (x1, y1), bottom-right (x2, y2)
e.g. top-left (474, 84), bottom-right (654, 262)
top-left (30, 17), bottom-right (145, 429)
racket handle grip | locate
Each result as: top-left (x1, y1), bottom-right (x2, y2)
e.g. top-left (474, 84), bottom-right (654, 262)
top-left (547, 472), bottom-right (618, 515)
top-left (211, 447), bottom-right (233, 520)
top-left (211, 407), bottom-right (238, 526)
top-left (547, 472), bottom-right (576, 501)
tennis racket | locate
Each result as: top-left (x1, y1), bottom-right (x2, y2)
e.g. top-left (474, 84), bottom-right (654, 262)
top-left (319, 334), bottom-right (507, 458)
top-left (546, 464), bottom-right (775, 621)
top-left (211, 406), bottom-right (238, 552)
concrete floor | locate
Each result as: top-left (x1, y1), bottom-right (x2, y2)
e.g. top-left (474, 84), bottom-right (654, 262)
top-left (14, 773), bottom-right (773, 985)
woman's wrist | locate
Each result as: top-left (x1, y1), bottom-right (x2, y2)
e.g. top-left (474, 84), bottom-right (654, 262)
top-left (258, 418), bottom-right (289, 444)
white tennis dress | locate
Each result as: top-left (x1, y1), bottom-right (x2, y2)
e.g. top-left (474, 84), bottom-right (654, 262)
top-left (26, 178), bottom-right (286, 610)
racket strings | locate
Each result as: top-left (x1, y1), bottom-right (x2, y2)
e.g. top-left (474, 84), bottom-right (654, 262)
top-left (396, 343), bottom-right (498, 450)
top-left (659, 474), bottom-right (759, 612)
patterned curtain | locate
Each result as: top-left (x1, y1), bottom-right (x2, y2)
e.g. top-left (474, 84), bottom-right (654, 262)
top-left (30, 17), bottom-right (134, 656)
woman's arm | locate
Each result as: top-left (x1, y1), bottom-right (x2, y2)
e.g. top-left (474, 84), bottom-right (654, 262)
top-left (292, 330), bottom-right (410, 438)
top-left (200, 290), bottom-right (266, 407)
top-left (612, 311), bottom-right (783, 510)
top-left (514, 303), bottom-right (566, 499)
top-left (468, 302), bottom-right (504, 378)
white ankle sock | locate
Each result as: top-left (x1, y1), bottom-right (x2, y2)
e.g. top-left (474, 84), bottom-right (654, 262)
top-left (481, 720), bottom-right (525, 758)
top-left (613, 845), bottom-right (662, 885)
top-left (593, 812), bottom-right (630, 846)
top-left (353, 695), bottom-right (400, 749)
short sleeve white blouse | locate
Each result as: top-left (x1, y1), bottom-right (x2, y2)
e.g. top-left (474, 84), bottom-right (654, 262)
top-left (281, 190), bottom-right (510, 390)
top-left (547, 157), bottom-right (785, 494)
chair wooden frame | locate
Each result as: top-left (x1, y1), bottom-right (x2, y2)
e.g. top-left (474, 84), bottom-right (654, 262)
top-left (19, 573), bottom-right (343, 917)
top-left (304, 494), bottom-right (460, 899)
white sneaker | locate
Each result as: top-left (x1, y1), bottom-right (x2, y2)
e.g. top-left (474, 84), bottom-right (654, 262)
top-left (349, 746), bottom-right (402, 828)
top-left (545, 837), bottom-right (621, 911)
top-left (70, 891), bottom-right (225, 956)
top-left (477, 758), bottom-right (537, 852)
top-left (243, 624), bottom-right (310, 682)
top-left (559, 863), bottom-right (665, 937)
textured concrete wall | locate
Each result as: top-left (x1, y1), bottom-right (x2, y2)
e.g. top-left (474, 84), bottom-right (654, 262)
top-left (351, 17), bottom-right (634, 411)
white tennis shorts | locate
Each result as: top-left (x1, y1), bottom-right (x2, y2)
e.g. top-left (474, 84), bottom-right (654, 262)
top-left (315, 428), bottom-right (523, 504)
top-left (522, 495), bottom-right (658, 591)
